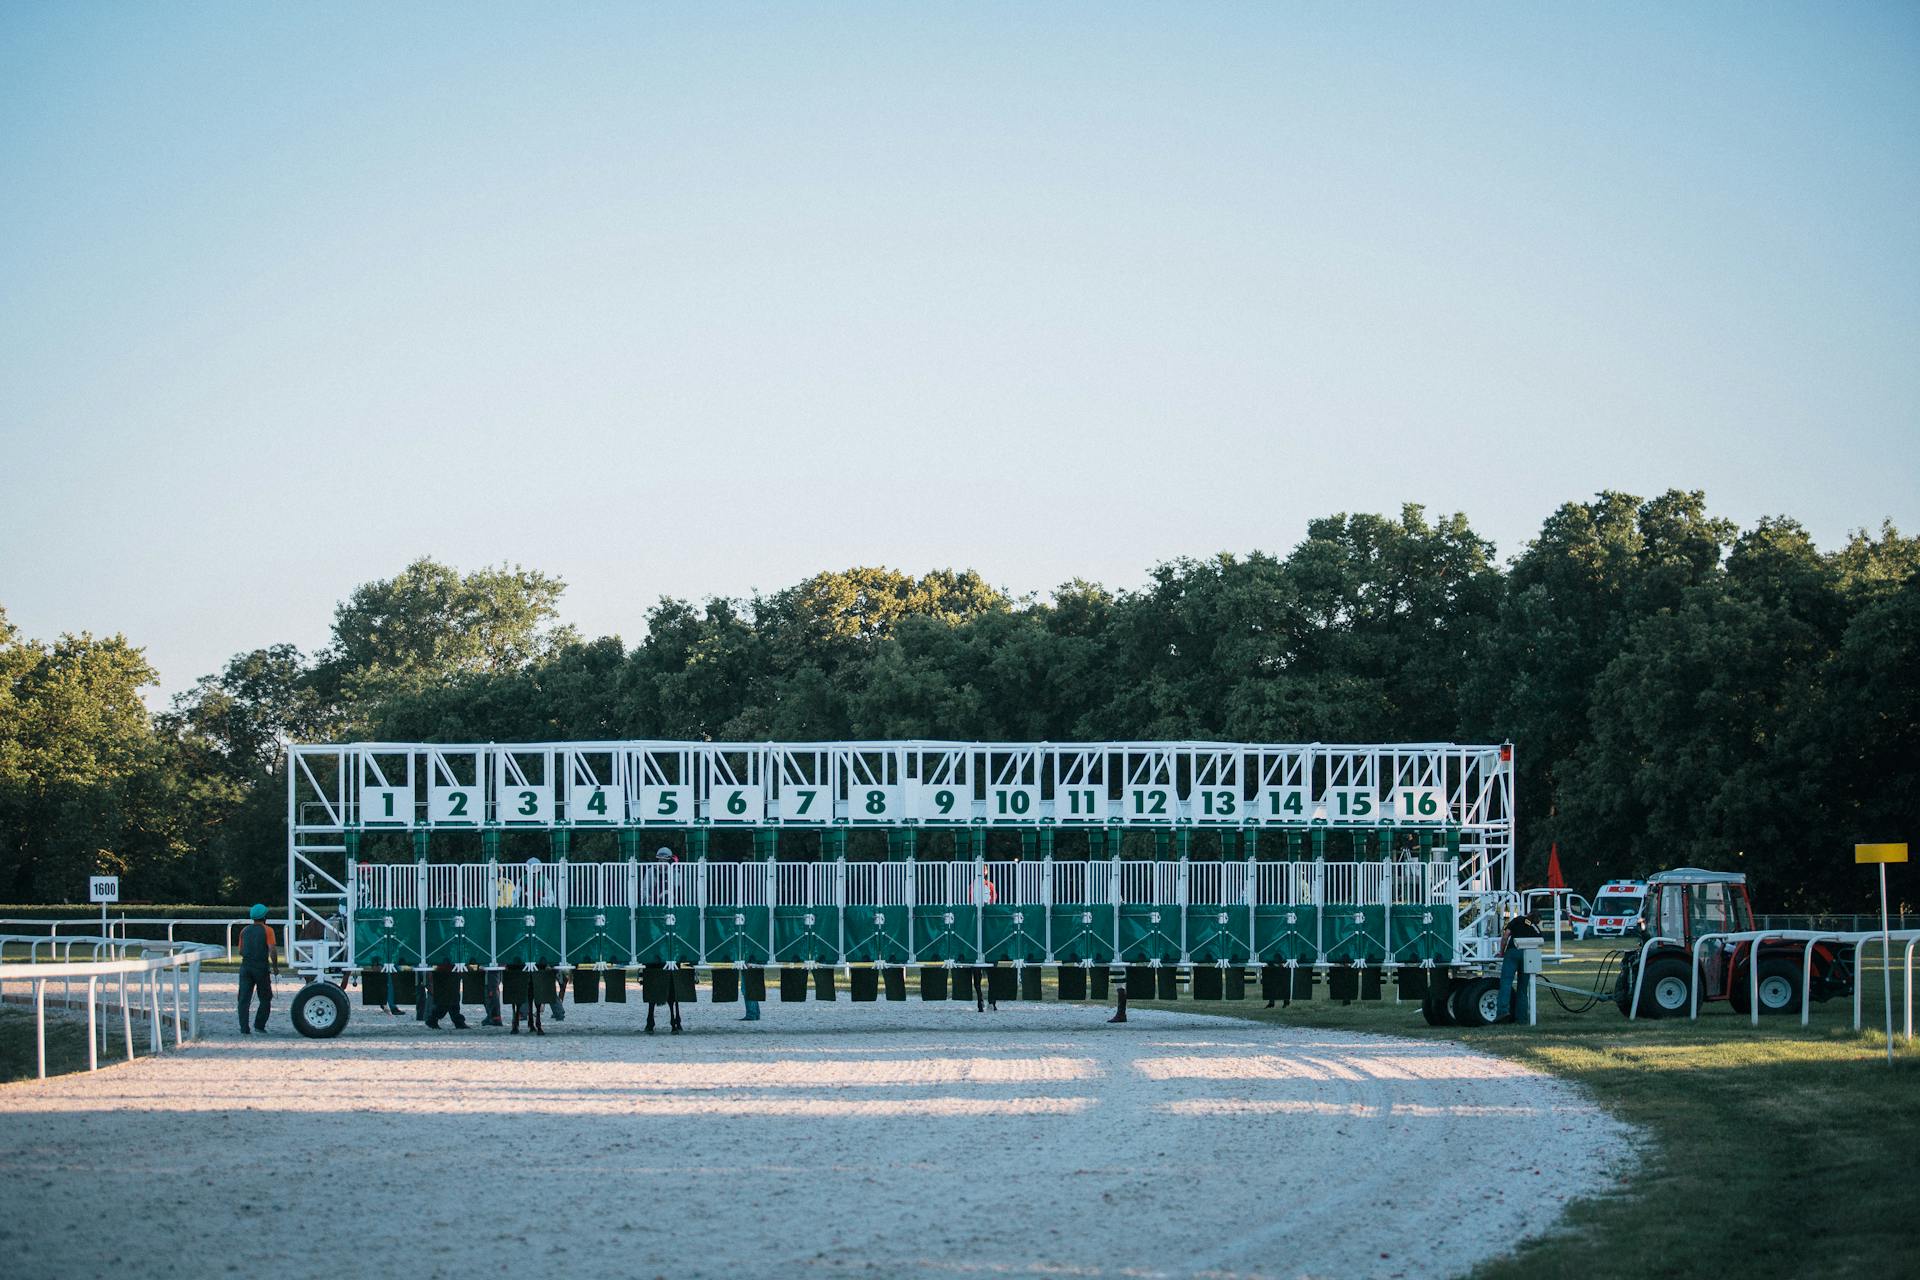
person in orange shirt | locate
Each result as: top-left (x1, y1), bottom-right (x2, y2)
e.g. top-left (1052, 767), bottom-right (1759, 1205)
top-left (237, 903), bottom-right (278, 1034)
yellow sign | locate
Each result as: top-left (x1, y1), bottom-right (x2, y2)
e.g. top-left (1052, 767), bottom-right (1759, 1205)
top-left (1855, 843), bottom-right (1909, 864)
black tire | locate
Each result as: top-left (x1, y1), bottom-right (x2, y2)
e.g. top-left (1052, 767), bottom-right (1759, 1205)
top-left (291, 982), bottom-right (350, 1039)
top-left (1631, 957), bottom-right (1693, 1020)
top-left (1421, 979), bottom-right (1456, 1027)
top-left (1730, 956), bottom-right (1803, 1016)
top-left (1451, 976), bottom-right (1500, 1027)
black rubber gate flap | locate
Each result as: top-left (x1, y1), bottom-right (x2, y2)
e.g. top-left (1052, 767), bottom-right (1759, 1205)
top-left (642, 966), bottom-right (670, 1004)
top-left (990, 966), bottom-right (1017, 1002)
top-left (1192, 966), bottom-right (1224, 1000)
top-left (362, 970), bottom-right (388, 1006)
top-left (744, 966), bottom-right (767, 1002)
top-left (1020, 966), bottom-right (1044, 1001)
top-left (850, 967), bottom-right (879, 1002)
top-left (532, 968), bottom-right (559, 1004)
top-left (1090, 968), bottom-right (1110, 1000)
top-left (674, 968), bottom-right (697, 1002)
top-left (1224, 967), bottom-right (1247, 1001)
top-left (1361, 967), bottom-right (1384, 1001)
top-left (501, 968), bottom-right (527, 1005)
top-left (710, 967), bottom-right (740, 1002)
top-left (1396, 966), bottom-right (1429, 1000)
top-left (883, 967), bottom-right (907, 1001)
top-left (460, 970), bottom-right (486, 1004)
top-left (603, 968), bottom-right (627, 1003)
top-left (429, 968), bottom-right (458, 1007)
top-left (951, 968), bottom-right (974, 1001)
top-left (813, 967), bottom-right (837, 1001)
top-left (1290, 967), bottom-right (1315, 1001)
top-left (780, 966), bottom-right (808, 1002)
top-left (1329, 967), bottom-right (1359, 1001)
top-left (1156, 967), bottom-right (1178, 1000)
top-left (572, 970), bottom-right (600, 1004)
top-left (1125, 965), bottom-right (1155, 998)
top-left (1056, 966), bottom-right (1087, 1000)
top-left (921, 966), bottom-right (949, 1001)
top-left (1260, 964), bottom-right (1287, 1002)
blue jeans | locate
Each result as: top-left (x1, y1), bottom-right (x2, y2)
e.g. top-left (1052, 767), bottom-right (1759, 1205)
top-left (1496, 950), bottom-right (1529, 1021)
top-left (742, 996), bottom-right (760, 1021)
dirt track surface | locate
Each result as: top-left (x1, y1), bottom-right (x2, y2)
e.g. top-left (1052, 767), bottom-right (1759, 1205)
top-left (0, 976), bottom-right (1630, 1279)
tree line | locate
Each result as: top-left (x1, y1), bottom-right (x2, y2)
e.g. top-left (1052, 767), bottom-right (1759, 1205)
top-left (3, 489), bottom-right (1914, 911)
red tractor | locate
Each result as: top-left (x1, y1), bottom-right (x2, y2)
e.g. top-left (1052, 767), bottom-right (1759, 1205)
top-left (1613, 868), bottom-right (1853, 1019)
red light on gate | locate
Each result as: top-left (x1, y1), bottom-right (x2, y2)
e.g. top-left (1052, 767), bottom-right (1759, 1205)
top-left (1499, 743), bottom-right (1513, 762)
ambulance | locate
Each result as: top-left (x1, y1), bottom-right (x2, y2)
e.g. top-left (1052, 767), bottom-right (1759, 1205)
top-left (1577, 880), bottom-right (1649, 938)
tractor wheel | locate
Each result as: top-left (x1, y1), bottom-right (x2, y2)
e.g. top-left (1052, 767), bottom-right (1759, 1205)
top-left (1631, 957), bottom-right (1693, 1020)
top-left (1451, 976), bottom-right (1500, 1027)
top-left (291, 981), bottom-right (350, 1039)
top-left (1421, 978), bottom-right (1456, 1027)
top-left (1730, 957), bottom-right (1803, 1017)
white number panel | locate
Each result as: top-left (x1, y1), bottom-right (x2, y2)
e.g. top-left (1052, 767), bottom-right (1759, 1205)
top-left (779, 784), bottom-right (831, 825)
top-left (914, 783), bottom-right (972, 824)
top-left (637, 785), bottom-right (693, 825)
top-left (1191, 786), bottom-right (1242, 824)
top-left (1392, 786), bottom-right (1445, 824)
top-left (429, 786), bottom-right (481, 826)
top-left (1054, 785), bottom-right (1105, 824)
top-left (710, 784), bottom-right (764, 824)
top-left (1257, 786), bottom-right (1308, 824)
top-left (987, 785), bottom-right (1041, 823)
top-left (501, 784), bottom-right (552, 825)
top-left (1323, 786), bottom-right (1376, 824)
top-left (848, 784), bottom-right (902, 824)
top-left (1125, 785), bottom-right (1176, 823)
top-left (570, 784), bottom-right (624, 825)
top-left (362, 786), bottom-right (413, 826)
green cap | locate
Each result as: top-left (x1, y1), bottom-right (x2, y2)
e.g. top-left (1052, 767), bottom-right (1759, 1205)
top-left (249, 903), bottom-right (268, 920)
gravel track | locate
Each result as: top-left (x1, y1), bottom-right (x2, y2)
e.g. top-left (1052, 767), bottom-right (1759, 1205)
top-left (0, 974), bottom-right (1632, 1279)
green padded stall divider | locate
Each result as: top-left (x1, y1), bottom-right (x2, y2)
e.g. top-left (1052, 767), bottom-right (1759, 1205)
top-left (570, 904), bottom-right (636, 966)
top-left (1057, 966), bottom-right (1087, 1000)
top-left (1118, 906), bottom-right (1181, 964)
top-left (744, 967), bottom-right (766, 1002)
top-left (1253, 905), bottom-right (1319, 964)
top-left (1328, 967), bottom-right (1359, 1001)
top-left (674, 968), bottom-right (696, 1002)
top-left (1125, 965), bottom-right (1155, 998)
top-left (1261, 965), bottom-right (1287, 1002)
top-left (1155, 967), bottom-right (1178, 1000)
top-left (775, 906), bottom-right (842, 966)
top-left (496, 906), bottom-right (565, 967)
top-left (361, 970), bottom-right (388, 1006)
top-left (843, 905), bottom-right (910, 964)
top-left (850, 967), bottom-right (879, 1001)
top-left (951, 968), bottom-right (975, 1001)
top-left (981, 905), bottom-right (1047, 963)
top-left (883, 967), bottom-right (906, 1001)
top-left (1020, 966), bottom-right (1043, 1001)
top-left (573, 969), bottom-right (600, 1003)
top-left (426, 910), bottom-right (488, 967)
top-left (989, 966), bottom-right (1017, 1002)
top-left (1185, 904), bottom-right (1252, 964)
top-left (355, 907), bottom-right (423, 969)
top-left (912, 904), bottom-right (979, 964)
top-left (813, 967), bottom-right (837, 1001)
top-left (460, 970), bottom-right (485, 1004)
top-left (642, 966), bottom-right (670, 1004)
top-left (710, 967), bottom-right (739, 1002)
top-left (920, 966), bottom-right (949, 1001)
top-left (429, 968), bottom-right (457, 1007)
top-left (532, 968), bottom-right (559, 1004)
top-left (603, 968), bottom-right (627, 1003)
top-left (1048, 903), bottom-right (1117, 964)
top-left (1389, 905), bottom-right (1455, 965)
top-left (502, 967), bottom-right (528, 1005)
top-left (703, 904), bottom-right (773, 966)
top-left (1324, 905), bottom-right (1388, 964)
top-left (1361, 967), bottom-right (1384, 1000)
top-left (1395, 966), bottom-right (1429, 1000)
top-left (779, 967), bottom-right (808, 1002)
top-left (1192, 966), bottom-right (1224, 1000)
top-left (1224, 967), bottom-right (1247, 1001)
top-left (1291, 967), bottom-right (1314, 1001)
top-left (1090, 968), bottom-right (1110, 999)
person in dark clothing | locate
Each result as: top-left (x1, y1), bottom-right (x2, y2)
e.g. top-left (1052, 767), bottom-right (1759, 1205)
top-left (425, 962), bottom-right (469, 1029)
top-left (1497, 906), bottom-right (1543, 1023)
top-left (237, 903), bottom-right (277, 1034)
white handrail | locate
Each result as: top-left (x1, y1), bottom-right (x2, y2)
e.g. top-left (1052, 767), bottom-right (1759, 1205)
top-left (0, 933), bottom-right (222, 1080)
top-left (1628, 935), bottom-right (1686, 1020)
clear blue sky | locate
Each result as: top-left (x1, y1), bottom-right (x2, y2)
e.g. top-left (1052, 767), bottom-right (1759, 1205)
top-left (3, 3), bottom-right (1916, 701)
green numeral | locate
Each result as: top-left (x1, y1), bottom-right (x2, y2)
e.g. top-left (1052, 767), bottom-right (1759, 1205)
top-left (449, 791), bottom-right (468, 817)
top-left (936, 789), bottom-right (956, 814)
top-left (865, 789), bottom-right (887, 815)
top-left (996, 789), bottom-right (1030, 815)
top-left (586, 790), bottom-right (607, 815)
top-left (518, 791), bottom-right (538, 816)
top-left (795, 789), bottom-right (815, 815)
top-left (727, 791), bottom-right (747, 816)
top-left (658, 790), bottom-right (679, 816)
top-left (382, 792), bottom-right (394, 818)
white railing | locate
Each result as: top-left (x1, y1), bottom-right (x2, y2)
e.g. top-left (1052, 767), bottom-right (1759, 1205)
top-left (0, 933), bottom-right (222, 1081)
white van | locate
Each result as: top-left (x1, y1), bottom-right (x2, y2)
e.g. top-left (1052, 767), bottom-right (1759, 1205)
top-left (1577, 880), bottom-right (1649, 938)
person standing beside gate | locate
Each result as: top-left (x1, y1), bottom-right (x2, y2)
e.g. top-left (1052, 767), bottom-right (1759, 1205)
top-left (237, 903), bottom-right (278, 1034)
top-left (1496, 905), bottom-right (1542, 1023)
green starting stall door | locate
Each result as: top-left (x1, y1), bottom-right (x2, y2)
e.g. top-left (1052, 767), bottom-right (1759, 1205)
top-left (1047, 857), bottom-right (1116, 963)
top-left (1117, 861), bottom-right (1181, 964)
top-left (980, 861), bottom-right (1047, 962)
top-left (352, 864), bottom-right (423, 968)
top-left (490, 859), bottom-right (564, 965)
top-left (1252, 861), bottom-right (1318, 963)
top-left (632, 860), bottom-right (696, 965)
top-left (912, 862), bottom-right (979, 963)
top-left (773, 863), bottom-right (842, 965)
top-left (703, 861), bottom-right (773, 966)
top-left (1321, 861), bottom-right (1388, 964)
top-left (843, 861), bottom-right (911, 963)
top-left (1185, 861), bottom-right (1253, 964)
top-left (564, 862), bottom-right (635, 965)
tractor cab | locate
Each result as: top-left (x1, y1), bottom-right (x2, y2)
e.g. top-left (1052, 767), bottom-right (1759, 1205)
top-left (1642, 869), bottom-right (1754, 1000)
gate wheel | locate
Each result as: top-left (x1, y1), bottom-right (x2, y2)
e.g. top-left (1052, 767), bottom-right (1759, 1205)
top-left (1421, 979), bottom-right (1456, 1026)
top-left (1451, 976), bottom-right (1500, 1027)
top-left (292, 982), bottom-right (351, 1039)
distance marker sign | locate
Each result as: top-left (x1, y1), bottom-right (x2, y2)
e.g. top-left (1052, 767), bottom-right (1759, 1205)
top-left (1854, 843), bottom-right (1908, 863)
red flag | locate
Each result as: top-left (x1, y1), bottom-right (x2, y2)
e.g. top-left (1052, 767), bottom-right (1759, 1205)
top-left (1545, 842), bottom-right (1567, 889)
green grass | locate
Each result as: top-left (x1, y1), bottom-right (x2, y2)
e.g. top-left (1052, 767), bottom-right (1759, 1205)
top-left (1140, 940), bottom-right (1919, 1280)
top-left (0, 1005), bottom-right (120, 1084)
